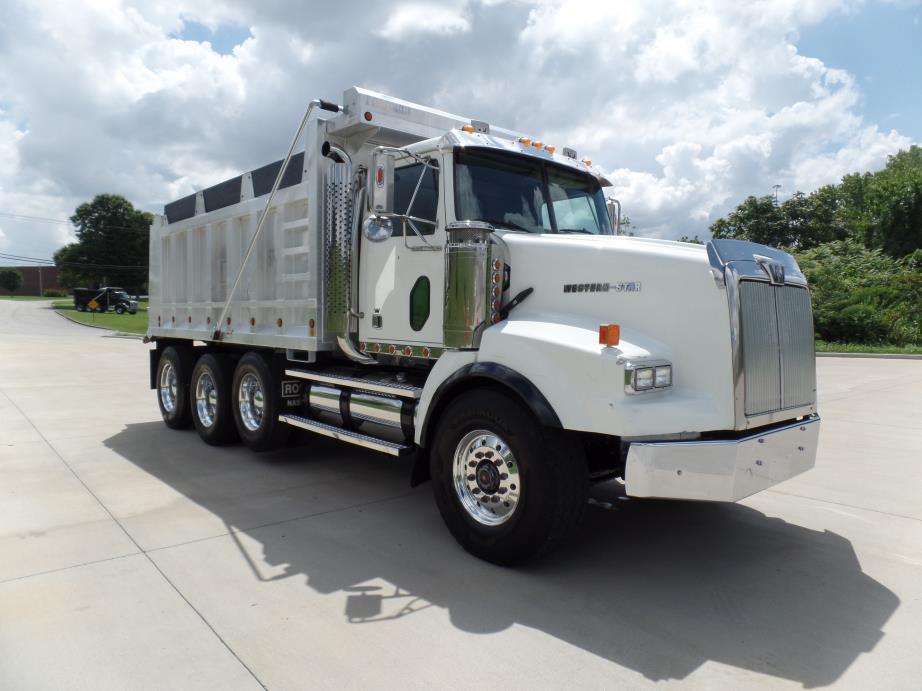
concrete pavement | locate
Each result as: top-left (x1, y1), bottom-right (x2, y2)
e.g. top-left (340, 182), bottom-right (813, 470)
top-left (1, 299), bottom-right (920, 689)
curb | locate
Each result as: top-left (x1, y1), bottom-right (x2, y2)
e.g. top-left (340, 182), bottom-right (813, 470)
top-left (816, 352), bottom-right (922, 360)
top-left (54, 309), bottom-right (144, 339)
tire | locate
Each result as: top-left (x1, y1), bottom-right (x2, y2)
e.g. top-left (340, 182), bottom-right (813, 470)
top-left (95, 305), bottom-right (106, 313)
top-left (232, 352), bottom-right (290, 451)
top-left (115, 304), bottom-right (126, 315)
top-left (190, 353), bottom-right (238, 445)
top-left (76, 304), bottom-right (85, 312)
top-left (156, 346), bottom-right (193, 429)
top-left (430, 389), bottom-right (588, 565)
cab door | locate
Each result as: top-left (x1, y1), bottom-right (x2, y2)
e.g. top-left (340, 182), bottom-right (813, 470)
top-left (357, 156), bottom-right (444, 349)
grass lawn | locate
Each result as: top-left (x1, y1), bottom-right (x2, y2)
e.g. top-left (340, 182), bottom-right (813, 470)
top-left (53, 299), bottom-right (149, 335)
top-left (816, 340), bottom-right (922, 355)
top-left (0, 295), bottom-right (55, 300)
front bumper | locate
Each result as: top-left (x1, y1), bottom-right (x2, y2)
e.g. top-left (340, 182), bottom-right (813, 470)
top-left (624, 415), bottom-right (820, 502)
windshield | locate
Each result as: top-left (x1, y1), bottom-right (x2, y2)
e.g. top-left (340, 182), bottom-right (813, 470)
top-left (454, 148), bottom-right (612, 234)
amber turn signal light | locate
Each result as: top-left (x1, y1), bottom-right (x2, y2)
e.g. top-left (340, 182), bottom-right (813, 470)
top-left (599, 324), bottom-right (620, 346)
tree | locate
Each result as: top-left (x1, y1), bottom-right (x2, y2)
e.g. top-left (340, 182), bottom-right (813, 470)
top-left (0, 268), bottom-right (24, 296)
top-left (710, 195), bottom-right (789, 246)
top-left (54, 194), bottom-right (151, 292)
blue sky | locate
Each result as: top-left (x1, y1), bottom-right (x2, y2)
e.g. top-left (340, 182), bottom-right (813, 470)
top-left (172, 20), bottom-right (251, 56)
top-left (798, 2), bottom-right (922, 142)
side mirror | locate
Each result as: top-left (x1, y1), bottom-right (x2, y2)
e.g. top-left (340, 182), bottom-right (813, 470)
top-left (606, 197), bottom-right (621, 235)
top-left (362, 215), bottom-right (394, 242)
top-left (369, 150), bottom-right (395, 214)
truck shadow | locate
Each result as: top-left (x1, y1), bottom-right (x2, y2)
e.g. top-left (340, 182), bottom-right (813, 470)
top-left (105, 422), bottom-right (898, 687)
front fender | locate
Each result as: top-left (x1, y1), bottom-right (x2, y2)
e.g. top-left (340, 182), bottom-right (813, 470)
top-left (473, 317), bottom-right (734, 437)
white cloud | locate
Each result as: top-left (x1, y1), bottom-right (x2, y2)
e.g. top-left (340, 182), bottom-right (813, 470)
top-left (0, 0), bottom-right (916, 262)
top-left (378, 3), bottom-right (471, 39)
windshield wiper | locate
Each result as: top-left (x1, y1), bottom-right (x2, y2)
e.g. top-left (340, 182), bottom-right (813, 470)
top-left (556, 228), bottom-right (595, 234)
top-left (479, 218), bottom-right (537, 233)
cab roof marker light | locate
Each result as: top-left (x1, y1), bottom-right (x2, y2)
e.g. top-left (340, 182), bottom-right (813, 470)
top-left (518, 136), bottom-right (531, 146)
top-left (461, 124), bottom-right (474, 133)
top-left (532, 140), bottom-right (544, 148)
top-left (582, 158), bottom-right (592, 166)
top-left (545, 144), bottom-right (556, 153)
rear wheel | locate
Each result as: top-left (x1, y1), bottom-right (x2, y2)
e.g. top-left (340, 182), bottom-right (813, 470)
top-left (156, 346), bottom-right (192, 429)
top-left (232, 352), bottom-right (290, 451)
top-left (431, 389), bottom-right (588, 565)
top-left (190, 353), bottom-right (238, 445)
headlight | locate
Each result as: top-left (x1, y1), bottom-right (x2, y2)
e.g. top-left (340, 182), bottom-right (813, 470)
top-left (654, 365), bottom-right (672, 388)
top-left (634, 368), bottom-right (654, 390)
top-left (625, 360), bottom-right (673, 394)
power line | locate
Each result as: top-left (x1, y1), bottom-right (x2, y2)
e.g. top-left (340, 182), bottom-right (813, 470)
top-left (0, 251), bottom-right (147, 271)
top-left (0, 211), bottom-right (152, 234)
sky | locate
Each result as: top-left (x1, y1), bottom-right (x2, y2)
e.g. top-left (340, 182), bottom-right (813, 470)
top-left (0, 0), bottom-right (920, 264)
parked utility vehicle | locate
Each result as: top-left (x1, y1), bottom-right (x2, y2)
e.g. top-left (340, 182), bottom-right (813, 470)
top-left (147, 87), bottom-right (820, 563)
top-left (75, 287), bottom-right (138, 314)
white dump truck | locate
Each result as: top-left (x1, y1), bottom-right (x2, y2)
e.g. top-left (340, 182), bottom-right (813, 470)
top-left (147, 87), bottom-right (820, 564)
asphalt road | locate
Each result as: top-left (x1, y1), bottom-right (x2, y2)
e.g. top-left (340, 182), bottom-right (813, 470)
top-left (1, 299), bottom-right (920, 690)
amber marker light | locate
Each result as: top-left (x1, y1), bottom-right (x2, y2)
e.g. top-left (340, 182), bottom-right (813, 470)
top-left (518, 137), bottom-right (531, 146)
top-left (462, 124), bottom-right (475, 133)
top-left (599, 324), bottom-right (620, 347)
top-left (582, 158), bottom-right (592, 166)
top-left (532, 140), bottom-right (543, 148)
top-left (545, 145), bottom-right (556, 153)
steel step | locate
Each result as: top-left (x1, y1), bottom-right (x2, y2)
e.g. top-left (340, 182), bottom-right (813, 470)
top-left (279, 414), bottom-right (413, 456)
top-left (285, 369), bottom-right (422, 399)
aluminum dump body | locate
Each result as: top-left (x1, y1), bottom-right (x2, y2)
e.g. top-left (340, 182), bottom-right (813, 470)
top-left (147, 121), bottom-right (329, 352)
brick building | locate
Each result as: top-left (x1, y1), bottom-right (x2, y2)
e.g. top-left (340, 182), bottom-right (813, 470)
top-left (0, 266), bottom-right (63, 296)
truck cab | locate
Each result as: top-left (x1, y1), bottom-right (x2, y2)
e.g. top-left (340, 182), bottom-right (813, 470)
top-left (147, 87), bottom-right (820, 564)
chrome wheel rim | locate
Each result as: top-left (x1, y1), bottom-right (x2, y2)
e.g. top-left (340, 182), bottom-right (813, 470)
top-left (238, 372), bottom-right (264, 432)
top-left (194, 371), bottom-right (218, 428)
top-left (159, 362), bottom-right (178, 413)
top-left (452, 429), bottom-right (520, 526)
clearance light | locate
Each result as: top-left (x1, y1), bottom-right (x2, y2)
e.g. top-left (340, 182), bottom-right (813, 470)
top-left (461, 124), bottom-right (475, 133)
top-left (582, 158), bottom-right (592, 166)
top-left (532, 140), bottom-right (544, 148)
top-left (599, 324), bottom-right (620, 347)
top-left (518, 137), bottom-right (531, 146)
top-left (545, 145), bottom-right (556, 154)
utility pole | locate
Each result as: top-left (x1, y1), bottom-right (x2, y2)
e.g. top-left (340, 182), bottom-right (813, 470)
top-left (772, 184), bottom-right (781, 205)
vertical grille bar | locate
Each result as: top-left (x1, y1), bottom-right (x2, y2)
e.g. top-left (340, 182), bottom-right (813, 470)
top-left (739, 281), bottom-right (781, 416)
top-left (777, 285), bottom-right (816, 408)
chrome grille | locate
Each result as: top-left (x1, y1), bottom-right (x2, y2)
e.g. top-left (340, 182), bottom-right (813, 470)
top-left (739, 281), bottom-right (815, 416)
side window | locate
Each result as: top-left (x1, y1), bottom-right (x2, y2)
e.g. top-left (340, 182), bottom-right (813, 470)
top-left (409, 276), bottom-right (430, 331)
top-left (393, 161), bottom-right (439, 236)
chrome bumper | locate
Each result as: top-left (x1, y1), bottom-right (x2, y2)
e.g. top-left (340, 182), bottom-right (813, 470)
top-left (624, 415), bottom-right (820, 502)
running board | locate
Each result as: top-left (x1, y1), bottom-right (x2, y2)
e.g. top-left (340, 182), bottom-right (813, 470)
top-left (279, 414), bottom-right (413, 456)
top-left (285, 369), bottom-right (422, 399)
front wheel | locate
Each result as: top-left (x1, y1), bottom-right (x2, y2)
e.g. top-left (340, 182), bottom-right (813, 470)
top-left (115, 304), bottom-right (126, 315)
top-left (430, 389), bottom-right (588, 565)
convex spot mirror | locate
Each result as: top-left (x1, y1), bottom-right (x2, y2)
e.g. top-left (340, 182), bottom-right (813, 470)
top-left (363, 215), bottom-right (393, 242)
top-left (369, 151), bottom-right (395, 214)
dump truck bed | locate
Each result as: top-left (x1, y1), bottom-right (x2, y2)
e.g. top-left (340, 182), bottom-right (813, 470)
top-left (147, 121), bottom-right (329, 353)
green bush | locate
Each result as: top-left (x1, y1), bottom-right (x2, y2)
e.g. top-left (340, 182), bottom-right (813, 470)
top-left (794, 241), bottom-right (922, 346)
top-left (43, 289), bottom-right (67, 298)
